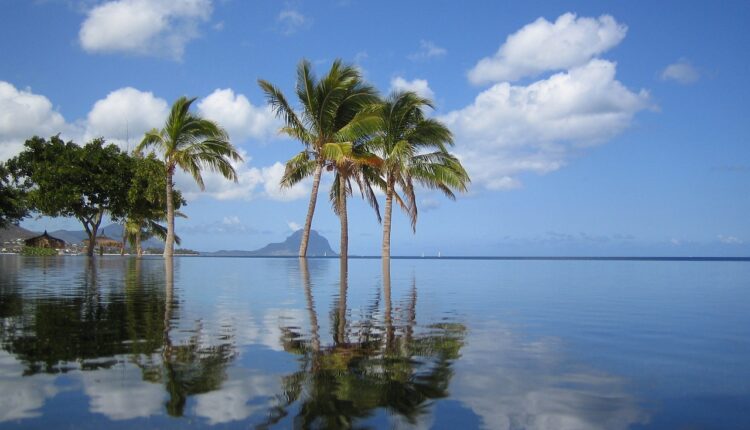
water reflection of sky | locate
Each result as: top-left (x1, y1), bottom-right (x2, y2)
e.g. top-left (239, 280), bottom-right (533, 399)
top-left (0, 256), bottom-right (748, 428)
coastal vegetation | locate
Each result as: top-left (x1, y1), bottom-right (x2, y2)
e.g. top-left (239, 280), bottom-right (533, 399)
top-left (368, 91), bottom-right (470, 259)
top-left (136, 96), bottom-right (242, 258)
top-left (20, 246), bottom-right (58, 256)
top-left (0, 58), bottom-right (469, 258)
top-left (7, 136), bottom-right (132, 256)
top-left (260, 59), bottom-right (469, 259)
top-left (0, 162), bottom-right (27, 228)
top-left (259, 59), bottom-right (379, 257)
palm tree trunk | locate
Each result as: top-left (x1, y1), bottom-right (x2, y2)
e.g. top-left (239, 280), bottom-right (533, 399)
top-left (164, 167), bottom-right (175, 258)
top-left (382, 175), bottom-right (394, 260)
top-left (299, 163), bottom-right (323, 257)
top-left (339, 174), bottom-right (348, 260)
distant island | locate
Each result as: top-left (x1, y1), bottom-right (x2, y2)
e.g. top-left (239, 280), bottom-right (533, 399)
top-left (1, 224), bottom-right (336, 257)
top-left (203, 230), bottom-right (336, 257)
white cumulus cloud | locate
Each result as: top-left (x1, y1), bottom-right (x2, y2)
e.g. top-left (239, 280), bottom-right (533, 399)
top-left (468, 13), bottom-right (627, 84)
top-left (85, 87), bottom-right (169, 147)
top-left (444, 59), bottom-right (651, 190)
top-left (389, 77), bottom-right (435, 100)
top-left (0, 81), bottom-right (76, 160)
top-left (79, 0), bottom-right (213, 60)
top-left (661, 60), bottom-right (700, 84)
top-left (197, 88), bottom-right (279, 143)
top-left (260, 161), bottom-right (311, 202)
top-left (175, 150), bottom-right (309, 202)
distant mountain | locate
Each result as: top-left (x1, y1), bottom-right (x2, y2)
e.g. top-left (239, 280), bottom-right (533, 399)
top-left (207, 230), bottom-right (336, 257)
top-left (0, 224), bottom-right (36, 243)
top-left (48, 223), bottom-right (127, 244)
top-left (47, 223), bottom-right (164, 248)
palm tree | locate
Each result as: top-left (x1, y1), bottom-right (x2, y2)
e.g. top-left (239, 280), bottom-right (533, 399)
top-left (259, 59), bottom-right (378, 257)
top-left (370, 91), bottom-right (470, 259)
top-left (136, 96), bottom-right (242, 257)
top-left (323, 141), bottom-right (382, 260)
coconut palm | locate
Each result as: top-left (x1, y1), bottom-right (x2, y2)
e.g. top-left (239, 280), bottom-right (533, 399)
top-left (323, 141), bottom-right (382, 260)
top-left (370, 91), bottom-right (470, 259)
top-left (258, 59), bottom-right (378, 257)
top-left (136, 96), bottom-right (242, 257)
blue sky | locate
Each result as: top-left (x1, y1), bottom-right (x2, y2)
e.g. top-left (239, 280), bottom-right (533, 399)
top-left (1, 0), bottom-right (748, 256)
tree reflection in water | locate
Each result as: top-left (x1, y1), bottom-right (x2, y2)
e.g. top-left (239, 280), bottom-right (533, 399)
top-left (135, 257), bottom-right (237, 417)
top-left (0, 257), bottom-right (237, 418)
top-left (259, 258), bottom-right (466, 429)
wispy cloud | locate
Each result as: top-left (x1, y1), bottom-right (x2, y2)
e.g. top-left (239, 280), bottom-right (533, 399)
top-left (718, 234), bottom-right (743, 244)
top-left (661, 59), bottom-right (700, 84)
top-left (277, 7), bottom-right (310, 35)
top-left (407, 40), bottom-right (446, 61)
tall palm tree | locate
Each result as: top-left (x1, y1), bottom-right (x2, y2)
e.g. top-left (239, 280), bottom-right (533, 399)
top-left (259, 59), bottom-right (378, 257)
top-left (370, 91), bottom-right (470, 259)
top-left (323, 141), bottom-right (382, 260)
top-left (136, 96), bottom-right (242, 257)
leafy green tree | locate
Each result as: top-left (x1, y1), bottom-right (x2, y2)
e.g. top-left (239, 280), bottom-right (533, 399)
top-left (136, 96), bottom-right (242, 257)
top-left (370, 91), bottom-right (470, 259)
top-left (8, 136), bottom-right (132, 256)
top-left (125, 153), bottom-right (186, 256)
top-left (259, 59), bottom-right (378, 257)
top-left (0, 161), bottom-right (28, 228)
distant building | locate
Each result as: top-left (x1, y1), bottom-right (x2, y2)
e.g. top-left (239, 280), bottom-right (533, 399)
top-left (24, 231), bottom-right (66, 249)
top-left (82, 235), bottom-right (123, 254)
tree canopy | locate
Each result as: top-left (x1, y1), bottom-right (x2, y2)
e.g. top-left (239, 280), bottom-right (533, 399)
top-left (0, 162), bottom-right (28, 228)
top-left (8, 135), bottom-right (132, 255)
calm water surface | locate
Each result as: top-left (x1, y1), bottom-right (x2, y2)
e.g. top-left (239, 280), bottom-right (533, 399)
top-left (0, 255), bottom-right (748, 429)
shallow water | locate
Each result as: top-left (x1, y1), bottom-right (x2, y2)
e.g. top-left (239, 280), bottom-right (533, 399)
top-left (0, 255), bottom-right (748, 429)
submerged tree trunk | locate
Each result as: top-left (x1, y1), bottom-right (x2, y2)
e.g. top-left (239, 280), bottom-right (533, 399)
top-left (382, 175), bottom-right (394, 260)
top-left (135, 228), bottom-right (142, 257)
top-left (339, 174), bottom-right (348, 261)
top-left (299, 163), bottom-right (323, 257)
top-left (383, 258), bottom-right (394, 352)
top-left (164, 167), bottom-right (175, 258)
top-left (300, 259), bottom-right (320, 354)
top-left (336, 258), bottom-right (348, 346)
top-left (82, 211), bottom-right (103, 257)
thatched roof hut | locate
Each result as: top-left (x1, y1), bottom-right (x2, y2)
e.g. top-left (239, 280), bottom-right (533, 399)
top-left (83, 235), bottom-right (122, 248)
top-left (24, 231), bottom-right (66, 249)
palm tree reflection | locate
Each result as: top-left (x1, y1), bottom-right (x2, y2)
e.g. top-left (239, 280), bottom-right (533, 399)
top-left (261, 259), bottom-right (466, 428)
top-left (134, 257), bottom-right (237, 417)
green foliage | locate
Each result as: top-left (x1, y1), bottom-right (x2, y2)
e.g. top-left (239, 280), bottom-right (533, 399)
top-left (20, 246), bottom-right (58, 256)
top-left (136, 96), bottom-right (242, 190)
top-left (7, 136), bottom-right (133, 256)
top-left (0, 162), bottom-right (28, 228)
top-left (259, 59), bottom-right (379, 186)
top-left (370, 91), bottom-right (470, 231)
top-left (124, 153), bottom-right (185, 251)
